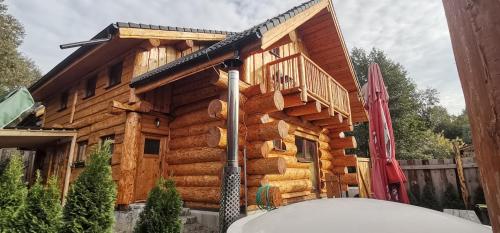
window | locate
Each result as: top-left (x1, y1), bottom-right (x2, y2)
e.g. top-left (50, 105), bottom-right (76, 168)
top-left (59, 91), bottom-right (68, 110)
top-left (84, 76), bottom-right (97, 98)
top-left (107, 62), bottom-right (122, 88)
top-left (273, 139), bottom-right (286, 151)
top-left (295, 137), bottom-right (317, 163)
top-left (101, 135), bottom-right (115, 155)
top-left (144, 138), bottom-right (161, 155)
top-left (75, 141), bottom-right (88, 162)
top-left (295, 136), bottom-right (319, 191)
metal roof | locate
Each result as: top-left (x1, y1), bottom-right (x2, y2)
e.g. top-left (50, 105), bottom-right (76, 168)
top-left (29, 22), bottom-right (236, 92)
top-left (130, 0), bottom-right (321, 87)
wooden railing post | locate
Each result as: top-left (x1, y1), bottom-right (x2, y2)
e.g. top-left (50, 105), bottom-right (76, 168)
top-left (327, 79), bottom-right (335, 116)
top-left (298, 54), bottom-right (308, 101)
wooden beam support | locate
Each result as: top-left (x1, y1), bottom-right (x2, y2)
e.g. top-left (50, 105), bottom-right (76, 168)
top-left (286, 101), bottom-right (321, 116)
top-left (61, 135), bottom-right (77, 205)
top-left (245, 91), bottom-right (284, 114)
top-left (260, 0), bottom-right (328, 50)
top-left (301, 109), bottom-right (333, 121)
top-left (117, 112), bottom-right (141, 205)
top-left (109, 100), bottom-right (152, 114)
top-left (210, 69), bottom-right (250, 92)
top-left (246, 120), bottom-right (290, 141)
top-left (331, 155), bottom-right (358, 167)
top-left (330, 136), bottom-right (357, 149)
top-left (283, 93), bottom-right (306, 108)
top-left (118, 27), bottom-right (228, 41)
top-left (175, 39), bottom-right (194, 51)
top-left (241, 83), bottom-right (266, 98)
top-left (340, 173), bottom-right (358, 185)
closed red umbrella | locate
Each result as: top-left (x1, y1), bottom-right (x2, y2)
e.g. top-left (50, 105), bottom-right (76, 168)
top-left (366, 63), bottom-right (409, 203)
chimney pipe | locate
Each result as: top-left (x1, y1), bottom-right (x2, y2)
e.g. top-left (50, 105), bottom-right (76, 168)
top-left (219, 53), bottom-right (243, 233)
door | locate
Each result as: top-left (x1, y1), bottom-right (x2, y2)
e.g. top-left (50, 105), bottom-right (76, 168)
top-left (134, 134), bottom-right (166, 201)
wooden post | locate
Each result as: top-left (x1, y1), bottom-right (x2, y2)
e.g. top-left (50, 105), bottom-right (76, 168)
top-left (442, 1), bottom-right (500, 231)
top-left (62, 135), bottom-right (77, 205)
top-left (118, 112), bottom-right (141, 205)
top-left (298, 54), bottom-right (308, 101)
top-left (453, 142), bottom-right (470, 209)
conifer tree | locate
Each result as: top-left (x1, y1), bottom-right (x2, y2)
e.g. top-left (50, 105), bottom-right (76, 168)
top-left (419, 182), bottom-right (441, 211)
top-left (442, 183), bottom-right (465, 209)
top-left (61, 141), bottom-right (117, 233)
top-left (0, 155), bottom-right (27, 230)
top-left (18, 172), bottom-right (62, 233)
top-left (134, 178), bottom-right (182, 233)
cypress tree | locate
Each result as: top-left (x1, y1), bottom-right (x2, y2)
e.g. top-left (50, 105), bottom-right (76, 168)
top-left (18, 172), bottom-right (62, 232)
top-left (442, 183), bottom-right (465, 209)
top-left (419, 182), bottom-right (441, 211)
top-left (0, 155), bottom-right (27, 230)
top-left (61, 141), bottom-right (117, 233)
top-left (134, 178), bottom-right (182, 233)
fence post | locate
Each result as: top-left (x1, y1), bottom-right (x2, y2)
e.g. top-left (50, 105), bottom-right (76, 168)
top-left (453, 142), bottom-right (470, 209)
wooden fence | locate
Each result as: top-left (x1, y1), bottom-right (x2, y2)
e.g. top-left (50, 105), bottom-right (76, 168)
top-left (398, 158), bottom-right (482, 206)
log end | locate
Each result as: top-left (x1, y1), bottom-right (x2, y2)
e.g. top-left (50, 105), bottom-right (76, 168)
top-left (273, 91), bottom-right (285, 111)
top-left (208, 99), bottom-right (225, 119)
top-left (207, 127), bottom-right (225, 148)
top-left (277, 120), bottom-right (290, 139)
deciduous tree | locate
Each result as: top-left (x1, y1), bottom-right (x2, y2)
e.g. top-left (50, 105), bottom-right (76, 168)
top-left (0, 0), bottom-right (41, 97)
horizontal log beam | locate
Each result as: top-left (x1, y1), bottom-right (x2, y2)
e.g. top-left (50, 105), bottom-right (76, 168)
top-left (330, 136), bottom-right (357, 149)
top-left (331, 155), bottom-right (358, 167)
top-left (285, 101), bottom-right (321, 116)
top-left (245, 120), bottom-right (290, 141)
top-left (247, 157), bottom-right (287, 175)
top-left (245, 91), bottom-right (284, 114)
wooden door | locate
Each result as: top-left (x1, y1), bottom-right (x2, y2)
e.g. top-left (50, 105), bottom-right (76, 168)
top-left (134, 134), bottom-right (166, 201)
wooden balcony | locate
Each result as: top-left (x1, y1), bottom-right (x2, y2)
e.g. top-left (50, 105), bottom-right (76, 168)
top-left (265, 53), bottom-right (350, 117)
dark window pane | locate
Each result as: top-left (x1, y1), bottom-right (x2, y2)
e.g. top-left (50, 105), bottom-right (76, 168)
top-left (108, 62), bottom-right (122, 87)
top-left (60, 91), bottom-right (68, 110)
top-left (295, 137), bottom-right (316, 162)
top-left (85, 76), bottom-right (97, 97)
top-left (76, 141), bottom-right (88, 162)
top-left (295, 137), bottom-right (304, 160)
top-left (144, 138), bottom-right (160, 155)
top-left (273, 139), bottom-right (286, 151)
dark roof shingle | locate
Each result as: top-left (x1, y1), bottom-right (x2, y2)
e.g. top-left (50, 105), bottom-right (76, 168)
top-left (29, 23), bottom-right (236, 92)
top-left (130, 0), bottom-right (321, 87)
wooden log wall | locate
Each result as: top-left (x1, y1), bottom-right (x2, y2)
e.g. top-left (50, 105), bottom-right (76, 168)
top-left (42, 53), bottom-right (137, 204)
top-left (40, 39), bottom-right (211, 205)
top-left (163, 73), bottom-right (244, 208)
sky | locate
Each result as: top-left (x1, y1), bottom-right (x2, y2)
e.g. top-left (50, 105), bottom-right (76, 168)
top-left (6, 0), bottom-right (465, 114)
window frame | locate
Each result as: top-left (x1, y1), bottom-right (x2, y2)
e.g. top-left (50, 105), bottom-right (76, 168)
top-left (73, 141), bottom-right (88, 168)
top-left (106, 61), bottom-right (122, 89)
top-left (143, 138), bottom-right (161, 156)
top-left (295, 137), bottom-right (318, 163)
top-left (273, 139), bottom-right (286, 152)
top-left (83, 75), bottom-right (97, 99)
top-left (295, 136), bottom-right (321, 192)
top-left (58, 91), bottom-right (69, 111)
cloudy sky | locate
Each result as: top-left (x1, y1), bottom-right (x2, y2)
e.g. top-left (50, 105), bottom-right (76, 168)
top-left (6, 0), bottom-right (464, 114)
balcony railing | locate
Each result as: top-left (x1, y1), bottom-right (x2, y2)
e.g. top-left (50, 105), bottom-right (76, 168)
top-left (265, 53), bottom-right (350, 117)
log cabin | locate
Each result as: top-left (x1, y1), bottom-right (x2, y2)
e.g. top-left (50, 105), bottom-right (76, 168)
top-left (26, 0), bottom-right (368, 210)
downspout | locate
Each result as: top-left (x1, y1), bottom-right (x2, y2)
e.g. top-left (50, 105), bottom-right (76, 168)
top-left (219, 52), bottom-right (243, 233)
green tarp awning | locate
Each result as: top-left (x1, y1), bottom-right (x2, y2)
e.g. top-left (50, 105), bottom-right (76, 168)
top-left (0, 88), bottom-right (35, 128)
